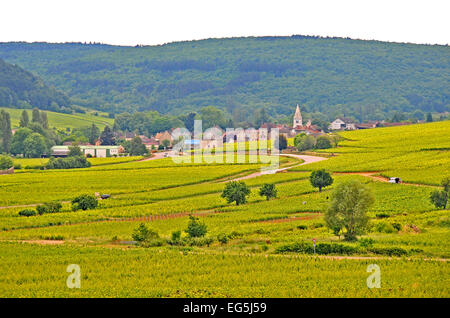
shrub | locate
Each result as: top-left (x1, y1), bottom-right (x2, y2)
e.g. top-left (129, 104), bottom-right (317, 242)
top-left (376, 213), bottom-right (390, 219)
top-left (297, 225), bottom-right (308, 230)
top-left (46, 156), bottom-right (91, 169)
top-left (36, 201), bottom-right (62, 215)
top-left (368, 247), bottom-right (408, 257)
top-left (18, 209), bottom-right (36, 217)
top-left (358, 237), bottom-right (374, 248)
top-left (184, 237), bottom-right (214, 247)
top-left (71, 194), bottom-right (98, 211)
top-left (0, 155), bottom-right (13, 170)
top-left (185, 216), bottom-right (207, 238)
top-left (375, 222), bottom-right (396, 233)
top-left (276, 242), bottom-right (359, 255)
top-left (132, 223), bottom-right (159, 242)
top-left (217, 233), bottom-right (229, 244)
top-left (170, 230), bottom-right (182, 244)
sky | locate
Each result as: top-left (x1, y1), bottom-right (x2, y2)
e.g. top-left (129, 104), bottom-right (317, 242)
top-left (1, 0), bottom-right (449, 46)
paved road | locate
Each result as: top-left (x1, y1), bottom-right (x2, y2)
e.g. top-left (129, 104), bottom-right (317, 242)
top-left (230, 154), bottom-right (329, 181)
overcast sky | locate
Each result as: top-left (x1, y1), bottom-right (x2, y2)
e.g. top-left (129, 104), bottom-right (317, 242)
top-left (1, 0), bottom-right (449, 46)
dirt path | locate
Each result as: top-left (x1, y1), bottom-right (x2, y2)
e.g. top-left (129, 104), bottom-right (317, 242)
top-left (255, 213), bottom-right (321, 223)
top-left (334, 172), bottom-right (439, 187)
top-left (140, 152), bottom-right (169, 161)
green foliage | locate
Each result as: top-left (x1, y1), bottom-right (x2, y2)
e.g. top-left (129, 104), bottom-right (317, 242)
top-left (100, 126), bottom-right (115, 145)
top-left (221, 181), bottom-right (251, 206)
top-left (170, 230), bottom-right (181, 243)
top-left (68, 145), bottom-right (83, 157)
top-left (294, 134), bottom-right (316, 151)
top-left (123, 137), bottom-right (148, 156)
top-left (0, 110), bottom-right (12, 153)
top-left (325, 180), bottom-right (375, 241)
top-left (315, 136), bottom-right (332, 149)
top-left (46, 156), bottom-right (91, 169)
top-left (217, 233), bottom-right (229, 244)
top-left (309, 169), bottom-right (333, 192)
top-left (19, 110), bottom-right (29, 127)
top-left (430, 190), bottom-right (448, 210)
top-left (185, 216), bottom-right (207, 238)
top-left (259, 183), bottom-right (277, 200)
top-left (36, 201), bottom-right (62, 215)
top-left (1, 39), bottom-right (448, 120)
top-left (278, 134), bottom-right (288, 150)
top-left (23, 133), bottom-right (47, 158)
top-left (0, 58), bottom-right (71, 111)
top-left (71, 194), bottom-right (98, 211)
top-left (18, 209), bottom-right (36, 217)
top-left (132, 223), bottom-right (160, 242)
top-left (0, 155), bottom-right (13, 170)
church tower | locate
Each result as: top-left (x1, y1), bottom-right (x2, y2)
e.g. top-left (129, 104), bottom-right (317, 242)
top-left (293, 104), bottom-right (303, 128)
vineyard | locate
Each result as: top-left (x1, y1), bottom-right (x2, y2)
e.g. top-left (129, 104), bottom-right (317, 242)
top-left (0, 121), bottom-right (449, 297)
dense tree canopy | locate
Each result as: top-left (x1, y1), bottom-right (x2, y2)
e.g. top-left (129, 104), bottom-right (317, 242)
top-left (0, 37), bottom-right (448, 122)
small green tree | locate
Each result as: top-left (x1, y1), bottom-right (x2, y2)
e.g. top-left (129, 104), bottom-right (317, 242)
top-left (185, 216), bottom-right (207, 238)
top-left (23, 133), bottom-right (47, 158)
top-left (221, 181), bottom-right (251, 205)
top-left (71, 194), bottom-right (98, 211)
top-left (325, 180), bottom-right (375, 241)
top-left (132, 223), bottom-right (159, 242)
top-left (259, 183), bottom-right (277, 201)
top-left (430, 177), bottom-right (450, 210)
top-left (315, 136), bottom-right (332, 149)
top-left (309, 169), bottom-right (333, 192)
top-left (426, 112), bottom-right (433, 122)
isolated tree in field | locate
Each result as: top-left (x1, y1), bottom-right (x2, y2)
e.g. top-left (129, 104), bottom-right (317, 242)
top-left (100, 126), bottom-right (115, 145)
top-left (185, 215), bottom-right (207, 238)
top-left (259, 183), bottom-right (277, 201)
top-left (221, 181), bottom-right (251, 206)
top-left (430, 177), bottom-right (450, 209)
top-left (19, 110), bottom-right (29, 127)
top-left (309, 169), bottom-right (333, 192)
top-left (71, 194), bottom-right (98, 211)
top-left (132, 223), bottom-right (159, 242)
top-left (325, 180), bottom-right (375, 241)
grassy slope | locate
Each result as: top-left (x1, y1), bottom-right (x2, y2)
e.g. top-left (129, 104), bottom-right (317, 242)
top-left (0, 107), bottom-right (113, 130)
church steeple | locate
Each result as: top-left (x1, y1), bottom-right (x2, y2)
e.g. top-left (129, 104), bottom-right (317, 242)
top-left (293, 104), bottom-right (302, 128)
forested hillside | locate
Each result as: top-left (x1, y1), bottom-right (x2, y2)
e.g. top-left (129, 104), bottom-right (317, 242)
top-left (0, 36), bottom-right (448, 122)
top-left (0, 58), bottom-right (71, 112)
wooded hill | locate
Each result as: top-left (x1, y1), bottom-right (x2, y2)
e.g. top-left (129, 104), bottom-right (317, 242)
top-left (0, 58), bottom-right (71, 112)
top-left (0, 36), bottom-right (448, 122)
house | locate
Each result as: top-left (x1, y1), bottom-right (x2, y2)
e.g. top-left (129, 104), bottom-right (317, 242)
top-left (51, 145), bottom-right (124, 158)
top-left (155, 131), bottom-right (173, 145)
top-left (355, 121), bottom-right (381, 129)
top-left (329, 118), bottom-right (357, 130)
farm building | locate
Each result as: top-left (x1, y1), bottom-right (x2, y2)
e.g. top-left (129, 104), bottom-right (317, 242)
top-left (51, 145), bottom-right (123, 158)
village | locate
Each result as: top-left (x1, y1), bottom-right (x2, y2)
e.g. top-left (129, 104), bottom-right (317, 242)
top-left (45, 104), bottom-right (421, 158)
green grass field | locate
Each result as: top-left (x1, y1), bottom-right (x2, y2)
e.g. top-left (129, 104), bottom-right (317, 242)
top-left (0, 121), bottom-right (449, 297)
top-left (0, 107), bottom-right (114, 130)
